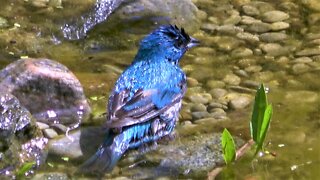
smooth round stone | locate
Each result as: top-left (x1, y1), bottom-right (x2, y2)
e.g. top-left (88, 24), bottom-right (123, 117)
top-left (247, 22), bottom-right (271, 33)
top-left (296, 48), bottom-right (320, 56)
top-left (206, 80), bottom-right (226, 89)
top-left (210, 110), bottom-right (227, 119)
top-left (236, 32), bottom-right (260, 43)
top-left (223, 15), bottom-right (242, 25)
top-left (191, 111), bottom-right (211, 120)
top-left (201, 23), bottom-right (218, 31)
top-left (291, 57), bottom-right (313, 64)
top-left (302, 0), bottom-right (320, 12)
top-left (229, 96), bottom-right (252, 109)
top-left (190, 103), bottom-right (207, 112)
top-left (292, 63), bottom-right (311, 74)
top-left (241, 80), bottom-right (260, 89)
top-left (260, 43), bottom-right (289, 56)
top-left (43, 128), bottom-right (58, 139)
top-left (305, 33), bottom-right (320, 40)
top-left (240, 16), bottom-right (262, 25)
top-left (51, 123), bottom-right (68, 134)
top-left (188, 93), bottom-right (212, 104)
top-left (245, 65), bottom-right (262, 73)
top-left (197, 10), bottom-right (208, 20)
top-left (231, 47), bottom-right (253, 58)
top-left (216, 36), bottom-right (241, 51)
top-left (208, 102), bottom-right (224, 109)
top-left (229, 86), bottom-right (256, 94)
top-left (234, 69), bottom-right (249, 78)
top-left (261, 11), bottom-right (289, 23)
top-left (242, 5), bottom-right (260, 16)
top-left (259, 32), bottom-right (288, 42)
top-left (208, 16), bottom-right (219, 24)
top-left (223, 74), bottom-right (241, 85)
top-left (271, 22), bottom-right (290, 31)
top-left (209, 88), bottom-right (227, 99)
top-left (36, 122), bottom-right (50, 130)
top-left (216, 25), bottom-right (244, 35)
top-left (237, 58), bottom-right (257, 68)
top-left (285, 91), bottom-right (319, 103)
top-left (187, 77), bottom-right (199, 87)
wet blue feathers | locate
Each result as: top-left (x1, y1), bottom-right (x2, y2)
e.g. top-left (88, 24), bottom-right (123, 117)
top-left (80, 25), bottom-right (198, 174)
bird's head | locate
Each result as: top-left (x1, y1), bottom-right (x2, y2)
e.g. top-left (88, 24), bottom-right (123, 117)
top-left (135, 25), bottom-right (199, 64)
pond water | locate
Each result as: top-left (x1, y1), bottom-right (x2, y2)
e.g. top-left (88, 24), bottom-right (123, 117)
top-left (0, 0), bottom-right (319, 179)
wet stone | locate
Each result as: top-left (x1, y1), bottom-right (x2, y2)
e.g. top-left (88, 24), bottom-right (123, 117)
top-left (228, 86), bottom-right (256, 94)
top-left (261, 11), bottom-right (289, 23)
top-left (260, 43), bottom-right (289, 56)
top-left (206, 80), bottom-right (226, 89)
top-left (245, 65), bottom-right (263, 73)
top-left (296, 48), bottom-right (320, 56)
top-left (190, 103), bottom-right (207, 112)
top-left (209, 88), bottom-right (228, 99)
top-left (231, 47), bottom-right (253, 58)
top-left (236, 32), bottom-right (260, 43)
top-left (223, 15), bottom-right (242, 25)
top-left (259, 32), bottom-right (288, 42)
top-left (241, 80), bottom-right (260, 89)
top-left (187, 93), bottom-right (212, 104)
top-left (240, 16), bottom-right (262, 25)
top-left (271, 22), bottom-right (290, 31)
top-left (43, 128), bottom-right (58, 139)
top-left (291, 57), bottom-right (313, 64)
top-left (0, 58), bottom-right (91, 127)
top-left (192, 111), bottom-right (211, 120)
top-left (242, 5), bottom-right (260, 16)
top-left (187, 77), bottom-right (199, 87)
top-left (36, 122), bottom-right (50, 130)
top-left (216, 25), bottom-right (244, 35)
top-left (229, 95), bottom-right (252, 109)
top-left (0, 93), bottom-right (48, 178)
top-left (292, 63), bottom-right (311, 74)
top-left (223, 74), bottom-right (241, 86)
top-left (0, 16), bottom-right (9, 28)
top-left (247, 22), bottom-right (272, 33)
top-left (234, 69), bottom-right (249, 78)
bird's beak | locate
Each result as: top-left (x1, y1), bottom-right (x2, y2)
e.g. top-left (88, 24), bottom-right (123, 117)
top-left (187, 37), bottom-right (200, 49)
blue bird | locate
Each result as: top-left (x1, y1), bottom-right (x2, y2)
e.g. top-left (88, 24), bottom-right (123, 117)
top-left (80, 25), bottom-right (199, 174)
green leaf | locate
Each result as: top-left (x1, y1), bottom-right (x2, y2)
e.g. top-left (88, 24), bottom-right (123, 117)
top-left (256, 104), bottom-right (273, 153)
top-left (16, 161), bottom-right (36, 177)
top-left (221, 128), bottom-right (236, 164)
top-left (250, 84), bottom-right (267, 143)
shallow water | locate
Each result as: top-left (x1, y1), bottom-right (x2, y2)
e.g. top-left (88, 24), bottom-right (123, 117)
top-left (0, 0), bottom-right (319, 179)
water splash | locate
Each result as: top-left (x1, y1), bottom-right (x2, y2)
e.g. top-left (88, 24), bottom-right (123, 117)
top-left (61, 0), bottom-right (126, 40)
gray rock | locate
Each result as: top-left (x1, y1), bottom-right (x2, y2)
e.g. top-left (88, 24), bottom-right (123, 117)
top-left (190, 103), bottom-right (207, 112)
top-left (247, 22), bottom-right (271, 33)
top-left (209, 88), bottom-right (228, 99)
top-left (229, 95), bottom-right (252, 109)
top-left (234, 69), bottom-right (249, 78)
top-left (187, 93), bottom-right (212, 104)
top-left (223, 74), bottom-right (241, 85)
top-left (242, 5), bottom-right (260, 16)
top-left (270, 22), bottom-right (290, 31)
top-left (245, 65), bottom-right (263, 73)
top-left (236, 32), bottom-right (260, 43)
top-left (43, 128), bottom-right (59, 139)
top-left (291, 57), bottom-right (313, 64)
top-left (206, 80), bottom-right (226, 89)
top-left (240, 16), bottom-right (262, 25)
top-left (112, 0), bottom-right (201, 34)
top-left (296, 48), bottom-right (320, 56)
top-left (48, 127), bottom-right (106, 159)
top-left (0, 93), bottom-right (48, 178)
top-left (260, 43), bottom-right (289, 56)
top-left (0, 58), bottom-right (91, 127)
top-left (216, 25), bottom-right (244, 35)
top-left (259, 32), bottom-right (288, 42)
top-left (231, 47), bottom-right (253, 58)
top-left (228, 86), bottom-right (256, 94)
top-left (241, 80), bottom-right (260, 89)
top-left (223, 15), bottom-right (241, 25)
top-left (292, 63), bottom-right (311, 74)
top-left (191, 111), bottom-right (211, 120)
top-left (261, 11), bottom-right (289, 23)
top-left (36, 122), bottom-right (50, 130)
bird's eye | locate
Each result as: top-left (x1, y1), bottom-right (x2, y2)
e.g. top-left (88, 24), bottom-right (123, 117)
top-left (174, 38), bottom-right (185, 49)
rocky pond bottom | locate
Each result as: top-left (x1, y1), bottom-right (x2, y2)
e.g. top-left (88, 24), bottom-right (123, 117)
top-left (0, 0), bottom-right (320, 179)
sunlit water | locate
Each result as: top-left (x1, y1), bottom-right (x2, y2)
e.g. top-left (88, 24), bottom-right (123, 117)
top-left (0, 0), bottom-right (319, 179)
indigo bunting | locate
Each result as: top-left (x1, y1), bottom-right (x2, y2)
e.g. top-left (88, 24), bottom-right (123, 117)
top-left (81, 25), bottom-right (199, 174)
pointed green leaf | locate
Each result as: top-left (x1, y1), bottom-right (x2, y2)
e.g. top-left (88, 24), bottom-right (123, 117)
top-left (16, 161), bottom-right (36, 177)
top-left (221, 128), bottom-right (236, 164)
top-left (255, 104), bottom-right (273, 153)
top-left (250, 84), bottom-right (267, 143)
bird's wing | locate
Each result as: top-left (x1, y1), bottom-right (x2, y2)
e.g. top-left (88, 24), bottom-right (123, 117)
top-left (106, 83), bottom-right (186, 128)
